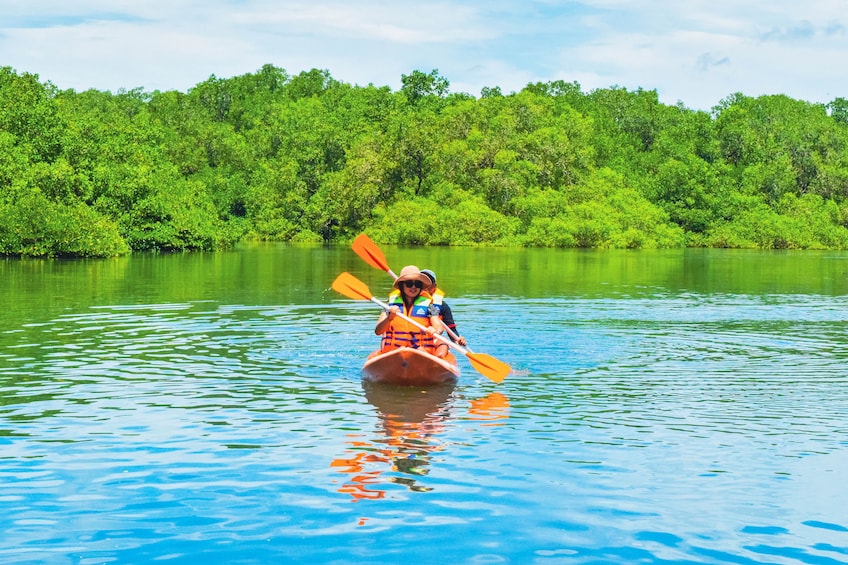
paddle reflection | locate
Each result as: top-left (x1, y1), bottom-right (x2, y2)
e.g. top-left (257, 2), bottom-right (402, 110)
top-left (467, 391), bottom-right (510, 425)
top-left (331, 383), bottom-right (510, 502)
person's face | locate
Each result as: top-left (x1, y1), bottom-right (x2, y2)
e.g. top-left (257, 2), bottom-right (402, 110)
top-left (401, 280), bottom-right (423, 296)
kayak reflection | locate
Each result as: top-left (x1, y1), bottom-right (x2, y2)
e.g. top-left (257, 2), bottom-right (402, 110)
top-left (331, 383), bottom-right (510, 502)
top-left (331, 382), bottom-right (455, 501)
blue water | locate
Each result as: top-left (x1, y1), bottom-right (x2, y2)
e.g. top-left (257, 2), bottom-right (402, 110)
top-left (1, 248), bottom-right (847, 564)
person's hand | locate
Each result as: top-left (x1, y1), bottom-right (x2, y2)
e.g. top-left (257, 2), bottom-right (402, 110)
top-left (388, 306), bottom-right (400, 317)
top-left (457, 336), bottom-right (467, 346)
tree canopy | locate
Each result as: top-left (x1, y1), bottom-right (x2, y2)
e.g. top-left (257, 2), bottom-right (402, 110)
top-left (2, 64), bottom-right (848, 257)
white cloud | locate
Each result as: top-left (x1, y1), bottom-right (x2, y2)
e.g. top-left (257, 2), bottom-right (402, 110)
top-left (0, 0), bottom-right (846, 109)
top-left (541, 1), bottom-right (848, 108)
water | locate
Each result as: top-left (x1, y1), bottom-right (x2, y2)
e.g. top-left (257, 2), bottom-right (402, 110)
top-left (1, 245), bottom-right (847, 564)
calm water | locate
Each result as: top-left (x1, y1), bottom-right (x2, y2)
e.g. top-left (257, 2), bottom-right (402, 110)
top-left (1, 245), bottom-right (847, 564)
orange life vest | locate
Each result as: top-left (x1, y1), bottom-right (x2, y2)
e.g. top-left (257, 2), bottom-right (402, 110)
top-left (380, 290), bottom-right (436, 353)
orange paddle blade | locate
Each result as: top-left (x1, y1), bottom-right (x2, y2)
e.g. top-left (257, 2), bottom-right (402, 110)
top-left (332, 272), bottom-right (373, 301)
top-left (352, 233), bottom-right (391, 272)
top-left (467, 352), bottom-right (511, 384)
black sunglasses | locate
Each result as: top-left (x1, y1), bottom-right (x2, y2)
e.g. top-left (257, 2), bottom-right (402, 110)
top-left (402, 280), bottom-right (423, 289)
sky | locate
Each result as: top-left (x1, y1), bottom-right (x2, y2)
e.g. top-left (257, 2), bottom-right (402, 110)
top-left (1, 0), bottom-right (846, 111)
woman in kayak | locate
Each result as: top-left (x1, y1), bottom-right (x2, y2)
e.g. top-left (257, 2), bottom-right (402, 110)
top-left (375, 265), bottom-right (446, 356)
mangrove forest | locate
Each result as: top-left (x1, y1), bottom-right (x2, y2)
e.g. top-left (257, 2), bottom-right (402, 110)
top-left (2, 64), bottom-right (848, 257)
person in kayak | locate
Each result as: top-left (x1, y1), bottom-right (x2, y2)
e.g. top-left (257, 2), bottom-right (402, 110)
top-left (375, 265), bottom-right (446, 356)
top-left (420, 269), bottom-right (467, 359)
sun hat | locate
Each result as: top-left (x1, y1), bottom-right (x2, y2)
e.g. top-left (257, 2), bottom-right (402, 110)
top-left (393, 265), bottom-right (432, 289)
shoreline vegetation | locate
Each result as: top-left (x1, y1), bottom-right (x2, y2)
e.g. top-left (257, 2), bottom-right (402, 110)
top-left (2, 64), bottom-right (848, 258)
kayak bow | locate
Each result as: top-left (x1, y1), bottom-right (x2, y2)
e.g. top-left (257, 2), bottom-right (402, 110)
top-left (361, 347), bottom-right (460, 386)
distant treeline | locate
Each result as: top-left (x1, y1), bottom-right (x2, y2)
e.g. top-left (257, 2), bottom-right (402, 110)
top-left (2, 64), bottom-right (848, 257)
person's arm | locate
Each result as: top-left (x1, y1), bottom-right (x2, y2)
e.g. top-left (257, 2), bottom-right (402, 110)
top-left (375, 306), bottom-right (399, 335)
top-left (440, 302), bottom-right (467, 346)
top-left (440, 302), bottom-right (458, 334)
top-left (428, 314), bottom-right (445, 335)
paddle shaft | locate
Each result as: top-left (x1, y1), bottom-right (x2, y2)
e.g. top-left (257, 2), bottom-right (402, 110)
top-left (439, 313), bottom-right (466, 346)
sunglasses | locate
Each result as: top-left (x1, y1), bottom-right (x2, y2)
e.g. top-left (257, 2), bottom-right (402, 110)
top-left (402, 280), bottom-right (423, 289)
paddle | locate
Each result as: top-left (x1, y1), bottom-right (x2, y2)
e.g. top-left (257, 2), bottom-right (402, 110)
top-left (332, 272), bottom-right (511, 383)
top-left (351, 233), bottom-right (466, 345)
top-left (352, 233), bottom-right (397, 279)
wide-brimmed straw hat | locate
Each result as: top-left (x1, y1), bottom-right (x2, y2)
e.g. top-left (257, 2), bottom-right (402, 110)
top-left (393, 265), bottom-right (432, 289)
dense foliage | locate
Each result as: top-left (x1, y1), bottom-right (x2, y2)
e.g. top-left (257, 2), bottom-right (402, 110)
top-left (2, 64), bottom-right (848, 257)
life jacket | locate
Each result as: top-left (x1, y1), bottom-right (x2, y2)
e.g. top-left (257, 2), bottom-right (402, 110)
top-left (380, 290), bottom-right (436, 353)
top-left (428, 287), bottom-right (460, 339)
top-left (429, 288), bottom-right (445, 316)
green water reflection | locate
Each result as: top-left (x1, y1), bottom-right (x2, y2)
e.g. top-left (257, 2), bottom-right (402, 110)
top-left (3, 246), bottom-right (847, 325)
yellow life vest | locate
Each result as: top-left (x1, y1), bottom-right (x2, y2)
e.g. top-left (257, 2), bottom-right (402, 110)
top-left (430, 288), bottom-right (445, 316)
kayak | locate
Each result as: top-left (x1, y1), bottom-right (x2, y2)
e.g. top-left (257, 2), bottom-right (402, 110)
top-left (362, 380), bottom-right (456, 424)
top-left (361, 347), bottom-right (460, 386)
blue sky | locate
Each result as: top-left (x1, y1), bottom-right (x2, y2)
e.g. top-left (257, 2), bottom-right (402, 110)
top-left (1, 0), bottom-right (846, 111)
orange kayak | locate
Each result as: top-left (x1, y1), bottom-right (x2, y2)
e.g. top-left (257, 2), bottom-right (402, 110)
top-left (361, 347), bottom-right (460, 386)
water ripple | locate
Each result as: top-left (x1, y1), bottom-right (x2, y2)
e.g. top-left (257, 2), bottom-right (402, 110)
top-left (1, 289), bottom-right (847, 564)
